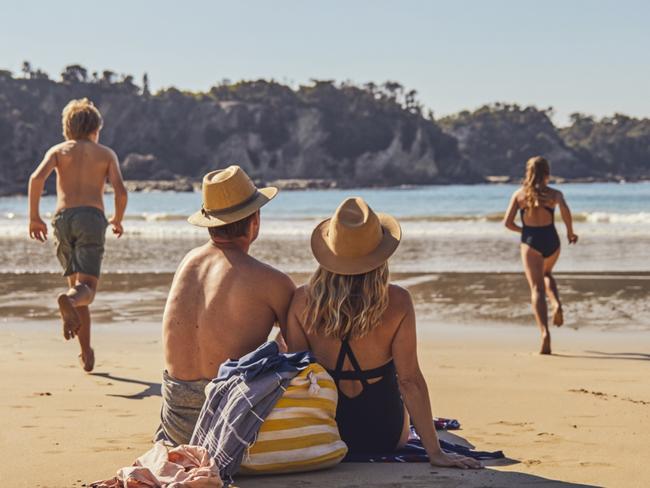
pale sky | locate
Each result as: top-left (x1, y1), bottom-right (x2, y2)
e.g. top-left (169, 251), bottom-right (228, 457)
top-left (1, 0), bottom-right (648, 125)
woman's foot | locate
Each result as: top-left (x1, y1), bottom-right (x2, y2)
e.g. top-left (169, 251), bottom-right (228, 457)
top-left (540, 332), bottom-right (551, 355)
top-left (57, 293), bottom-right (81, 340)
top-left (79, 348), bottom-right (95, 372)
top-left (552, 305), bottom-right (564, 327)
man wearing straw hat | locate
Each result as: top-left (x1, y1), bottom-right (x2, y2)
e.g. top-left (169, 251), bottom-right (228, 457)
top-left (155, 165), bottom-right (296, 446)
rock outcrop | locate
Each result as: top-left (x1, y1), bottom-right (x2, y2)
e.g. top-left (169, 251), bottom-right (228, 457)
top-left (1, 74), bottom-right (648, 195)
top-left (0, 76), bottom-right (479, 194)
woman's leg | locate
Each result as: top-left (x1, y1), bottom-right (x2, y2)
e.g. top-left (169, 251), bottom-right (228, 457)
top-left (521, 244), bottom-right (551, 354)
top-left (543, 249), bottom-right (563, 326)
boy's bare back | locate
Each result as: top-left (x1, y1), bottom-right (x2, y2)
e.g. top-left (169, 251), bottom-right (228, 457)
top-left (51, 140), bottom-right (119, 213)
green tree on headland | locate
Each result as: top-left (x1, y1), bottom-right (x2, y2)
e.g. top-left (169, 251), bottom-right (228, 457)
top-left (61, 65), bottom-right (88, 84)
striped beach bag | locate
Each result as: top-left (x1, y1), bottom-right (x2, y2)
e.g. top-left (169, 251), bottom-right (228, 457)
top-left (239, 363), bottom-right (348, 474)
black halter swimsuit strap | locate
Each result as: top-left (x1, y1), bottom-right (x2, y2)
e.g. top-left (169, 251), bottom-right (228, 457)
top-left (329, 336), bottom-right (405, 453)
top-left (333, 337), bottom-right (369, 388)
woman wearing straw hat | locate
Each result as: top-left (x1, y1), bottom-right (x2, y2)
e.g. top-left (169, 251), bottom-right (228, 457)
top-left (286, 197), bottom-right (481, 469)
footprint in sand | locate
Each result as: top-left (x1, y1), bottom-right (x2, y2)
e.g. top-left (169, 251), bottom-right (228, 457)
top-left (492, 420), bottom-right (533, 427)
top-left (491, 420), bottom-right (535, 432)
top-left (534, 432), bottom-right (561, 444)
top-left (524, 459), bottom-right (542, 466)
top-left (580, 461), bottom-right (612, 467)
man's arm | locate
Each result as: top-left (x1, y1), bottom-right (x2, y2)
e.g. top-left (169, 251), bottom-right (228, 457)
top-left (107, 151), bottom-right (127, 237)
top-left (28, 148), bottom-right (58, 242)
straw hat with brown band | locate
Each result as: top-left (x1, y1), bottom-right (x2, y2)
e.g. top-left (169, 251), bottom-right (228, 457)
top-left (188, 165), bottom-right (278, 227)
top-left (311, 197), bottom-right (402, 275)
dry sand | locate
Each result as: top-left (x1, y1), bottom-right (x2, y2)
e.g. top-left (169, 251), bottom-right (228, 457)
top-left (1, 320), bottom-right (648, 488)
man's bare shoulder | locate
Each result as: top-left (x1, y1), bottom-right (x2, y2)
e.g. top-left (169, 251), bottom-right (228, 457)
top-left (245, 255), bottom-right (295, 291)
top-left (176, 244), bottom-right (211, 270)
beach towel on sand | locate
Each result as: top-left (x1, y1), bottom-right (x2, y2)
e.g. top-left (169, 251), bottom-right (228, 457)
top-left (91, 441), bottom-right (222, 488)
top-left (343, 426), bottom-right (504, 463)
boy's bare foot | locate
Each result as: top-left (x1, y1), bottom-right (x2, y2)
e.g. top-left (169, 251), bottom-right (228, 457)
top-left (553, 306), bottom-right (564, 327)
top-left (540, 333), bottom-right (551, 355)
top-left (79, 348), bottom-right (95, 372)
top-left (57, 293), bottom-right (81, 340)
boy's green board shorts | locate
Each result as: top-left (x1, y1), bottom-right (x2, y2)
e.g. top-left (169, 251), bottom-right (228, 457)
top-left (52, 206), bottom-right (108, 278)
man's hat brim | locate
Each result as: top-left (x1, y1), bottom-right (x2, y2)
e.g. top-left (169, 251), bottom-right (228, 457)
top-left (188, 186), bottom-right (278, 227)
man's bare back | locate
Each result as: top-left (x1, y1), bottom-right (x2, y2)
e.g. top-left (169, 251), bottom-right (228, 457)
top-left (163, 241), bottom-right (295, 381)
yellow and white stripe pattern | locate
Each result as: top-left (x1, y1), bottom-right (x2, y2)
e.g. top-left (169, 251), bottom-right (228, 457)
top-left (239, 363), bottom-right (348, 474)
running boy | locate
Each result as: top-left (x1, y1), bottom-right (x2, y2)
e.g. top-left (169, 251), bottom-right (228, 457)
top-left (28, 98), bottom-right (128, 372)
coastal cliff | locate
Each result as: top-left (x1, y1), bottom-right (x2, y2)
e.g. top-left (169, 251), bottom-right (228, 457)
top-left (0, 72), bottom-right (476, 195)
top-left (1, 67), bottom-right (649, 194)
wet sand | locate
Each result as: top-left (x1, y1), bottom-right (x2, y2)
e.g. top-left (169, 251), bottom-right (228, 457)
top-left (1, 320), bottom-right (649, 487)
top-left (3, 271), bottom-right (649, 331)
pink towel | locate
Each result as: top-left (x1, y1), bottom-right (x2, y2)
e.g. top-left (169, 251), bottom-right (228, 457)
top-left (91, 442), bottom-right (222, 488)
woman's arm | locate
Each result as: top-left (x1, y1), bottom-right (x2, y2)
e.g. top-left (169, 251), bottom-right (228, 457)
top-left (285, 287), bottom-right (311, 352)
top-left (503, 191), bottom-right (522, 234)
top-left (557, 191), bottom-right (578, 244)
top-left (392, 289), bottom-right (482, 469)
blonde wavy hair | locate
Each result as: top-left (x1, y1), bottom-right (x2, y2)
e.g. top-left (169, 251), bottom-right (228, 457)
top-left (303, 263), bottom-right (389, 339)
top-left (523, 156), bottom-right (551, 208)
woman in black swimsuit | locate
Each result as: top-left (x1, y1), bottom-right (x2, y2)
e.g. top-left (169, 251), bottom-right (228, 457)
top-left (504, 156), bottom-right (579, 354)
top-left (286, 197), bottom-right (481, 469)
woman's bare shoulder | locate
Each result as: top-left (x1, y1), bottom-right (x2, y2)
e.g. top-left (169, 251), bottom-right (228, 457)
top-left (512, 187), bottom-right (525, 202)
top-left (388, 284), bottom-right (414, 310)
top-left (290, 284), bottom-right (309, 308)
top-left (545, 186), bottom-right (564, 203)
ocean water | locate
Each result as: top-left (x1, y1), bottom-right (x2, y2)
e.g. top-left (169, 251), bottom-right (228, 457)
top-left (1, 182), bottom-right (649, 274)
top-left (1, 182), bottom-right (649, 330)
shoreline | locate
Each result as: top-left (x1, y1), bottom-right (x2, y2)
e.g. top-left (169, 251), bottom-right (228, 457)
top-left (2, 176), bottom-right (649, 197)
top-left (2, 271), bottom-right (650, 332)
top-left (2, 319), bottom-right (649, 487)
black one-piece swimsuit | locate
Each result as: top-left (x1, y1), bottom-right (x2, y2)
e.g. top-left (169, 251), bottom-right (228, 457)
top-left (327, 337), bottom-right (404, 454)
top-left (520, 206), bottom-right (561, 258)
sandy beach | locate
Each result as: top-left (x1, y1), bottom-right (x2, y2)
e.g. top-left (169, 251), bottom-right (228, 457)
top-left (2, 319), bottom-right (648, 488)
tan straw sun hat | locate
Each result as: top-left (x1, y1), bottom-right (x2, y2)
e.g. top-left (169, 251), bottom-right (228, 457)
top-left (311, 197), bottom-right (401, 275)
top-left (188, 165), bottom-right (278, 227)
